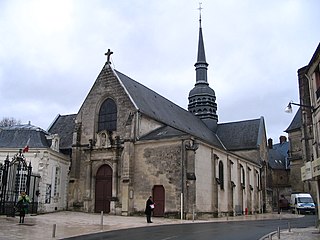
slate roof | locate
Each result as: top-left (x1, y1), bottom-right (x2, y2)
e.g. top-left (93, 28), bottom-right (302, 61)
top-left (268, 148), bottom-right (287, 169)
top-left (46, 67), bottom-right (264, 154)
top-left (48, 114), bottom-right (76, 149)
top-left (0, 124), bottom-right (50, 149)
top-left (285, 108), bottom-right (301, 133)
top-left (114, 69), bottom-right (224, 148)
top-left (216, 118), bottom-right (264, 151)
top-left (268, 141), bottom-right (290, 170)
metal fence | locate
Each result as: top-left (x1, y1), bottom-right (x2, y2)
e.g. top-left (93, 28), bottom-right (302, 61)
top-left (0, 151), bottom-right (40, 216)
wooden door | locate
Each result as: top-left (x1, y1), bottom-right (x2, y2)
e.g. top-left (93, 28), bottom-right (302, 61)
top-left (153, 185), bottom-right (165, 216)
top-left (95, 165), bottom-right (112, 213)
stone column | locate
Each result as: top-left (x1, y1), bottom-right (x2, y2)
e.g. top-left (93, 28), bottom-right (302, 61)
top-left (185, 140), bottom-right (198, 219)
top-left (212, 153), bottom-right (218, 217)
top-left (85, 160), bottom-right (92, 199)
top-left (121, 140), bottom-right (131, 216)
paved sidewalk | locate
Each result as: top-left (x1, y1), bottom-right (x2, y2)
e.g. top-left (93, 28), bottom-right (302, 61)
top-left (259, 227), bottom-right (320, 240)
top-left (0, 211), bottom-right (318, 240)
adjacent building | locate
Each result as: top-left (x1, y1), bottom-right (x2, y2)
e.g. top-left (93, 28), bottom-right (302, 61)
top-left (0, 123), bottom-right (70, 213)
top-left (286, 42), bottom-right (320, 219)
top-left (267, 136), bottom-right (290, 211)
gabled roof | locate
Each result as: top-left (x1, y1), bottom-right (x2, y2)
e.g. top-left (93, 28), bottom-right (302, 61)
top-left (48, 114), bottom-right (76, 149)
top-left (46, 66), bottom-right (265, 154)
top-left (0, 124), bottom-right (50, 149)
top-left (216, 118), bottom-right (264, 151)
top-left (114, 69), bottom-right (224, 148)
top-left (285, 108), bottom-right (301, 133)
top-left (268, 141), bottom-right (290, 170)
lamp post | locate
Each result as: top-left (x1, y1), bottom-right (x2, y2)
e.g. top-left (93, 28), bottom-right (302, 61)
top-left (284, 101), bottom-right (316, 113)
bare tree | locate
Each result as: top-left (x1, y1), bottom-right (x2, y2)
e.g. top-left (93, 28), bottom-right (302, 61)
top-left (0, 117), bottom-right (21, 127)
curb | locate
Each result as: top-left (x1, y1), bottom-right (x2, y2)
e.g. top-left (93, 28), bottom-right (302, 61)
top-left (258, 230), bottom-right (278, 240)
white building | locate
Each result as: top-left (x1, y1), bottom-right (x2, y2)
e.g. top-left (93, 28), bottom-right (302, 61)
top-left (0, 123), bottom-right (70, 213)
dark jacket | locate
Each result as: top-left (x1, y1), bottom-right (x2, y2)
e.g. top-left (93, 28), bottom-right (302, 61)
top-left (145, 198), bottom-right (154, 215)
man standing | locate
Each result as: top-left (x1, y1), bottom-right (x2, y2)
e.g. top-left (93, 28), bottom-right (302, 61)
top-left (145, 196), bottom-right (154, 223)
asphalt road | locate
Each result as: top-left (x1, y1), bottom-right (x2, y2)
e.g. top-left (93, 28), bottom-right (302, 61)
top-left (64, 215), bottom-right (316, 240)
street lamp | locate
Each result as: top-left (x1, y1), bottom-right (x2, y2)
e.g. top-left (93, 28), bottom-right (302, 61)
top-left (285, 101), bottom-right (315, 113)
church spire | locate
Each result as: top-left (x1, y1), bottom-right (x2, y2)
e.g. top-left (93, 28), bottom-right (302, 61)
top-left (196, 3), bottom-right (207, 69)
top-left (188, 5), bottom-right (218, 132)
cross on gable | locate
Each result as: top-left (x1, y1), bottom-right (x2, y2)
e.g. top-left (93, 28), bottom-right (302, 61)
top-left (105, 49), bottom-right (113, 64)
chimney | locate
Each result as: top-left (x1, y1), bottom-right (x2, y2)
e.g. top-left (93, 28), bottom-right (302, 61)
top-left (268, 138), bottom-right (273, 149)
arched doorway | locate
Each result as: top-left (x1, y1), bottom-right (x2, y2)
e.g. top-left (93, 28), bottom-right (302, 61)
top-left (153, 185), bottom-right (165, 216)
top-left (95, 164), bottom-right (112, 213)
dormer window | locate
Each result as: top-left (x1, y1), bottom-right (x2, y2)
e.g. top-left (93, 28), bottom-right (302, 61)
top-left (48, 134), bottom-right (60, 152)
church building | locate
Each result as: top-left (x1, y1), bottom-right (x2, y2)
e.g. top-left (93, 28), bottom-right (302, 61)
top-left (49, 16), bottom-right (268, 218)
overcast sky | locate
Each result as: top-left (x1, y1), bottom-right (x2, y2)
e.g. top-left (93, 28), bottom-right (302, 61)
top-left (0, 0), bottom-right (319, 143)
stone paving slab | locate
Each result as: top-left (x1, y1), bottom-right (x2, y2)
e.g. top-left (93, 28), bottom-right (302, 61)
top-left (0, 211), bottom-right (317, 240)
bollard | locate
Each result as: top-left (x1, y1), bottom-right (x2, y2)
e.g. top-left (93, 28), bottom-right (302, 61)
top-left (277, 226), bottom-right (280, 239)
top-left (288, 222), bottom-right (291, 232)
top-left (192, 204), bottom-right (195, 222)
top-left (100, 211), bottom-right (104, 230)
top-left (52, 224), bottom-right (56, 238)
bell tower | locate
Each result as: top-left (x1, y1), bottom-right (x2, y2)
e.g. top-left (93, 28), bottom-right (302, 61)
top-left (188, 6), bottom-right (218, 132)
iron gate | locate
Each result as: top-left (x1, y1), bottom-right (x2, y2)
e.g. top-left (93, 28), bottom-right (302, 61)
top-left (0, 150), bottom-right (40, 216)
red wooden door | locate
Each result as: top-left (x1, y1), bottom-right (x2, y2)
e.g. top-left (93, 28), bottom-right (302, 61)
top-left (95, 165), bottom-right (112, 213)
top-left (153, 185), bottom-right (165, 216)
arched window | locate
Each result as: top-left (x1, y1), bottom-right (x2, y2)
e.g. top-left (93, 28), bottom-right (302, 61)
top-left (240, 165), bottom-right (245, 189)
top-left (219, 161), bottom-right (224, 190)
top-left (98, 98), bottom-right (117, 132)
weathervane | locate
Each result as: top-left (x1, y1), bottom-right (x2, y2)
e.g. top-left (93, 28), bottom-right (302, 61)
top-left (105, 49), bottom-right (113, 64)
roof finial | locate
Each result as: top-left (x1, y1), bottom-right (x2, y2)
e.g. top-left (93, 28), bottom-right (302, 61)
top-left (198, 2), bottom-right (202, 27)
top-left (104, 49), bottom-right (113, 64)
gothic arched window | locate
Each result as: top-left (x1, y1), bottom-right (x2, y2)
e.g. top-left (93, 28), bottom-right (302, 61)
top-left (219, 161), bottom-right (224, 190)
top-left (98, 98), bottom-right (117, 132)
top-left (240, 165), bottom-right (245, 189)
